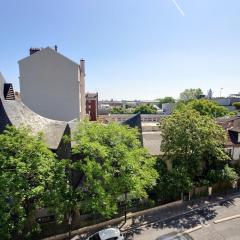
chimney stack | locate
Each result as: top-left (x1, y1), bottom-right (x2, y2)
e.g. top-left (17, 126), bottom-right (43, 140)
top-left (54, 45), bottom-right (58, 51)
top-left (29, 48), bottom-right (40, 55)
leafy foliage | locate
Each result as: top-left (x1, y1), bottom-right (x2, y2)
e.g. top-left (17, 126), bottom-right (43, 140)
top-left (133, 104), bottom-right (157, 114)
top-left (233, 102), bottom-right (240, 109)
top-left (160, 108), bottom-right (229, 177)
top-left (186, 99), bottom-right (229, 118)
top-left (72, 121), bottom-right (158, 218)
top-left (207, 165), bottom-right (238, 184)
top-left (179, 88), bottom-right (203, 101)
top-left (150, 160), bottom-right (193, 202)
top-left (110, 107), bottom-right (128, 114)
top-left (0, 126), bottom-right (68, 239)
top-left (157, 97), bottom-right (175, 108)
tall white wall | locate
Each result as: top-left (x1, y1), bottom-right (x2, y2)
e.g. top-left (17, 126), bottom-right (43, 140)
top-left (226, 147), bottom-right (240, 161)
top-left (233, 147), bottom-right (240, 161)
top-left (0, 72), bottom-right (6, 99)
top-left (19, 48), bottom-right (80, 121)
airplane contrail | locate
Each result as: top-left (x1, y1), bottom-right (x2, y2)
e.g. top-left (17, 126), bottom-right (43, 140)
top-left (171, 0), bottom-right (185, 16)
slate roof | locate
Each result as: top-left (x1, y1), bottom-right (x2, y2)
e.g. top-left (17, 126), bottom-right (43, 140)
top-left (142, 131), bottom-right (162, 156)
top-left (0, 98), bottom-right (67, 150)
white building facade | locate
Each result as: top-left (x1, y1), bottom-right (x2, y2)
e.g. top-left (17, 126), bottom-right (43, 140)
top-left (18, 47), bottom-right (85, 122)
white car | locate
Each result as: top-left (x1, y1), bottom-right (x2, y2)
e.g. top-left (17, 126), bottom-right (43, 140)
top-left (86, 228), bottom-right (124, 240)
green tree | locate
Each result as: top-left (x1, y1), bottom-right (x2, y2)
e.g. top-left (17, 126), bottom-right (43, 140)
top-left (207, 164), bottom-right (238, 184)
top-left (179, 88), bottom-right (203, 101)
top-left (157, 97), bottom-right (175, 108)
top-left (72, 121), bottom-right (158, 218)
top-left (150, 160), bottom-right (192, 202)
top-left (186, 99), bottom-right (229, 118)
top-left (110, 107), bottom-right (128, 114)
top-left (160, 108), bottom-right (229, 177)
top-left (233, 102), bottom-right (240, 110)
top-left (133, 104), bottom-right (157, 114)
top-left (0, 126), bottom-right (68, 239)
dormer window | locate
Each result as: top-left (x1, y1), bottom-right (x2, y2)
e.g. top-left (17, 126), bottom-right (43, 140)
top-left (228, 128), bottom-right (240, 144)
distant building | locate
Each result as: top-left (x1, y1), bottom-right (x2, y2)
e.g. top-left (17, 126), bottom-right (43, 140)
top-left (207, 89), bottom-right (213, 99)
top-left (18, 47), bottom-right (86, 122)
top-left (213, 97), bottom-right (240, 112)
top-left (86, 93), bottom-right (98, 121)
top-left (162, 103), bottom-right (176, 115)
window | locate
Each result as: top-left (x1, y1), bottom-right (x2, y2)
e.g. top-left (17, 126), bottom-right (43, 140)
top-left (227, 148), bottom-right (232, 157)
top-left (89, 233), bottom-right (101, 240)
top-left (238, 133), bottom-right (240, 143)
top-left (106, 237), bottom-right (118, 240)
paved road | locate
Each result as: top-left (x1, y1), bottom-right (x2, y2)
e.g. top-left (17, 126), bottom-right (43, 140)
top-left (124, 196), bottom-right (240, 240)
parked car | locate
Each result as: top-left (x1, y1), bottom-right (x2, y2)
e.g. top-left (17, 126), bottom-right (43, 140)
top-left (86, 228), bottom-right (124, 240)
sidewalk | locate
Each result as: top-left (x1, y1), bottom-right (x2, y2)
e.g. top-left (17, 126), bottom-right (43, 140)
top-left (118, 191), bottom-right (240, 232)
top-left (43, 190), bottom-right (240, 240)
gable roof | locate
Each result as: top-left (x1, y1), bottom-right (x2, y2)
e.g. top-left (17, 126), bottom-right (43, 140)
top-left (18, 47), bottom-right (79, 67)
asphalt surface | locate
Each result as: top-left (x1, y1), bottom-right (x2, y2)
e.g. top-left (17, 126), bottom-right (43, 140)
top-left (123, 196), bottom-right (240, 240)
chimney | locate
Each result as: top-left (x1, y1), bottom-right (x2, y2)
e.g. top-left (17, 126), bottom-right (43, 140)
top-left (54, 45), bottom-right (58, 51)
top-left (29, 48), bottom-right (40, 55)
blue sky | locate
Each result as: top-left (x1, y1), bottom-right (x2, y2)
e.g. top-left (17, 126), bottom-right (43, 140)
top-left (0, 0), bottom-right (240, 100)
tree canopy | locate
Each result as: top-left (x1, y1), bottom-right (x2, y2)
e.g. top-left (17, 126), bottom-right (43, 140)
top-left (72, 121), bottom-right (158, 218)
top-left (233, 102), bottom-right (240, 110)
top-left (110, 107), bottom-right (127, 114)
top-left (150, 160), bottom-right (193, 202)
top-left (0, 126), bottom-right (68, 239)
top-left (185, 99), bottom-right (230, 118)
top-left (207, 164), bottom-right (238, 184)
top-left (160, 108), bottom-right (229, 177)
top-left (133, 104), bottom-right (157, 114)
top-left (179, 88), bottom-right (203, 101)
top-left (157, 97), bottom-right (175, 108)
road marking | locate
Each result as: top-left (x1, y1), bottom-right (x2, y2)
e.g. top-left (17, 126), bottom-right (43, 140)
top-left (214, 214), bottom-right (240, 224)
top-left (184, 225), bottom-right (202, 233)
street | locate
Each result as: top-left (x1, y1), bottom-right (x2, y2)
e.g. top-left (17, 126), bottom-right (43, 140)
top-left (123, 196), bottom-right (240, 240)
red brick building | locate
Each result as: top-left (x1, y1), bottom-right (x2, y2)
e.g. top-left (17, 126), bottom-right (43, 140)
top-left (86, 93), bottom-right (98, 121)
